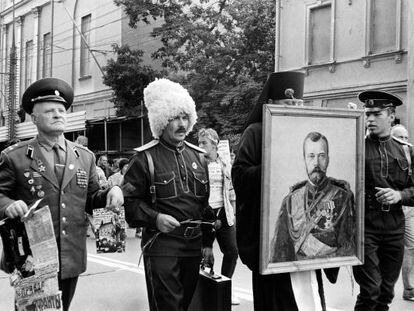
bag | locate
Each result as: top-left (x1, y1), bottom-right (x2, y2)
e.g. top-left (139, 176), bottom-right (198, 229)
top-left (188, 266), bottom-right (231, 311)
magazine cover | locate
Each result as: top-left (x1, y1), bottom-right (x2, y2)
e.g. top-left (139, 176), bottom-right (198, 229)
top-left (92, 207), bottom-right (126, 253)
top-left (0, 202), bottom-right (62, 311)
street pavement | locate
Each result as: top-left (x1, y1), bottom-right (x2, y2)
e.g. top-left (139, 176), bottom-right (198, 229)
top-left (0, 230), bottom-right (413, 310)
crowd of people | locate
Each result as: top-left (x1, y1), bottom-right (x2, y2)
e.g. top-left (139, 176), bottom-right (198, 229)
top-left (0, 72), bottom-right (413, 311)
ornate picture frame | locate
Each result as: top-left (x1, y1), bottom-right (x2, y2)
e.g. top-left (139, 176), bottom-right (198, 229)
top-left (260, 105), bottom-right (365, 274)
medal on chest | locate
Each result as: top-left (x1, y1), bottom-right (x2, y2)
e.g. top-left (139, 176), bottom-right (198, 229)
top-left (76, 169), bottom-right (88, 188)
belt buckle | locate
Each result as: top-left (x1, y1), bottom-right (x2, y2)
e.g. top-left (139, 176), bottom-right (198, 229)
top-left (381, 204), bottom-right (390, 212)
top-left (184, 227), bottom-right (195, 238)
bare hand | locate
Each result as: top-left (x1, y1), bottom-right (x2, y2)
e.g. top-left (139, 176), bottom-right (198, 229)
top-left (156, 213), bottom-right (180, 233)
top-left (202, 247), bottom-right (214, 268)
top-left (5, 200), bottom-right (28, 218)
top-left (375, 187), bottom-right (402, 205)
top-left (106, 186), bottom-right (124, 213)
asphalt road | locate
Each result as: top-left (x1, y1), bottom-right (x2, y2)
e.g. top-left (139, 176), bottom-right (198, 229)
top-left (0, 230), bottom-right (412, 310)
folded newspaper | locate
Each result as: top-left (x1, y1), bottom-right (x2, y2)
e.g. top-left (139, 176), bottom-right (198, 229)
top-left (0, 200), bottom-right (62, 311)
top-left (92, 207), bottom-right (126, 253)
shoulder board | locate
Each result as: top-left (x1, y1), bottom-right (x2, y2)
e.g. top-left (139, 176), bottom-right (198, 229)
top-left (392, 136), bottom-right (413, 147)
top-left (329, 177), bottom-right (351, 191)
top-left (134, 140), bottom-right (159, 152)
top-left (68, 141), bottom-right (94, 156)
top-left (184, 141), bottom-right (206, 153)
top-left (3, 140), bottom-right (31, 154)
top-left (290, 180), bottom-right (307, 192)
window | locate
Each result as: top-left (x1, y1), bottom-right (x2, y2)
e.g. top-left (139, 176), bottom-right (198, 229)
top-left (305, 1), bottom-right (335, 66)
top-left (366, 0), bottom-right (401, 55)
top-left (25, 40), bottom-right (33, 89)
top-left (80, 14), bottom-right (91, 77)
top-left (42, 33), bottom-right (51, 78)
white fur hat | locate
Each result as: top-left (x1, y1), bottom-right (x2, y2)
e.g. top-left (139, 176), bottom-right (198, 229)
top-left (144, 78), bottom-right (198, 138)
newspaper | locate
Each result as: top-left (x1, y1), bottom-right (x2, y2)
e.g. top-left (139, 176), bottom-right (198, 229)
top-left (13, 204), bottom-right (61, 311)
top-left (92, 207), bottom-right (126, 253)
top-left (217, 140), bottom-right (231, 164)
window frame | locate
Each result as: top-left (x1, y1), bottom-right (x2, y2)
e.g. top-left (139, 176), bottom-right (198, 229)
top-left (80, 14), bottom-right (91, 79)
top-left (304, 0), bottom-right (336, 67)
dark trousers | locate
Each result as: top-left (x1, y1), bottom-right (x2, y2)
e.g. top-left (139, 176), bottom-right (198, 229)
top-left (58, 277), bottom-right (79, 311)
top-left (215, 208), bottom-right (238, 278)
top-left (252, 271), bottom-right (298, 311)
top-left (353, 230), bottom-right (404, 311)
top-left (144, 255), bottom-right (201, 311)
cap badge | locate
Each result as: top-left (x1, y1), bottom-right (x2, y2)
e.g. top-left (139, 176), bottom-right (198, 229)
top-left (55, 90), bottom-right (60, 96)
top-left (285, 88), bottom-right (295, 99)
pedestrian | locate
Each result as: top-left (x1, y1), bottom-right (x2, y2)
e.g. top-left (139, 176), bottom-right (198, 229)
top-left (0, 77), bottom-right (124, 311)
top-left (353, 91), bottom-right (414, 310)
top-left (108, 158), bottom-right (129, 187)
top-left (96, 155), bottom-right (109, 189)
top-left (390, 124), bottom-right (414, 302)
top-left (74, 135), bottom-right (88, 147)
top-left (97, 155), bottom-right (112, 178)
top-left (232, 71), bottom-right (339, 311)
top-left (197, 128), bottom-right (240, 305)
top-left (123, 78), bottom-right (215, 311)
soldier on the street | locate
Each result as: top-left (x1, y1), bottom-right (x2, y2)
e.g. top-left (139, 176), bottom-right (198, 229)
top-left (0, 77), bottom-right (124, 311)
top-left (123, 78), bottom-right (215, 311)
top-left (353, 90), bottom-right (414, 311)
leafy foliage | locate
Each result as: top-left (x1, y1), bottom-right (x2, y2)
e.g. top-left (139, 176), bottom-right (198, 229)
top-left (112, 0), bottom-right (275, 146)
top-left (102, 44), bottom-right (161, 116)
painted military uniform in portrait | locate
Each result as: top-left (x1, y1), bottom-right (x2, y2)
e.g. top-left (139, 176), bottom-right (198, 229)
top-left (270, 177), bottom-right (356, 263)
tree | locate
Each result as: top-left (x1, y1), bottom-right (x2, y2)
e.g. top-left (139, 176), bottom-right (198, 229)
top-left (114, 0), bottom-right (275, 142)
top-left (102, 44), bottom-right (162, 116)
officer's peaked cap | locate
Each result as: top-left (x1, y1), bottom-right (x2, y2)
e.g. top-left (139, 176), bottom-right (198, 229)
top-left (22, 78), bottom-right (74, 114)
top-left (358, 90), bottom-right (402, 109)
top-left (244, 71), bottom-right (305, 128)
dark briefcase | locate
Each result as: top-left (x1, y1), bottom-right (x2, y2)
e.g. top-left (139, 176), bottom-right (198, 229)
top-left (188, 267), bottom-right (231, 311)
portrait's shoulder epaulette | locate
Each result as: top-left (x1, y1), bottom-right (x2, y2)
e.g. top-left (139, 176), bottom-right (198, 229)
top-left (392, 135), bottom-right (413, 147)
top-left (134, 140), bottom-right (159, 152)
top-left (329, 177), bottom-right (351, 191)
top-left (184, 141), bottom-right (206, 153)
top-left (2, 139), bottom-right (32, 155)
top-left (290, 180), bottom-right (307, 192)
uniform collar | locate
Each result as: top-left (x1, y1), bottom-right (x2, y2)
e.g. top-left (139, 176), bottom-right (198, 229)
top-left (160, 137), bottom-right (185, 152)
top-left (37, 134), bottom-right (66, 152)
top-left (368, 133), bottom-right (391, 143)
top-left (307, 176), bottom-right (329, 192)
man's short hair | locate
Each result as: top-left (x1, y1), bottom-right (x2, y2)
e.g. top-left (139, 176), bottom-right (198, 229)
top-left (303, 132), bottom-right (329, 157)
top-left (198, 128), bottom-right (219, 146)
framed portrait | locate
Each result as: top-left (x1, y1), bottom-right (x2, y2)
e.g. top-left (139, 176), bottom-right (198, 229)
top-left (260, 105), bottom-right (365, 275)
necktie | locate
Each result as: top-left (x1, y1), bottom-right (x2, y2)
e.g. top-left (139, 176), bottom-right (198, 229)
top-left (53, 144), bottom-right (65, 185)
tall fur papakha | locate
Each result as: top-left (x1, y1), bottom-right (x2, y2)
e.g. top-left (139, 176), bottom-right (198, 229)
top-left (143, 78), bottom-right (198, 138)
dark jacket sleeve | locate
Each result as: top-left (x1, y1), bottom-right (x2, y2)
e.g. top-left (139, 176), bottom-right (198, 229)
top-left (0, 152), bottom-right (17, 219)
top-left (122, 153), bottom-right (158, 229)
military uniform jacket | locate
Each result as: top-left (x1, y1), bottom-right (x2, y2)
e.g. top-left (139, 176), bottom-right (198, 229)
top-left (123, 139), bottom-right (213, 256)
top-left (270, 177), bottom-right (356, 263)
top-left (0, 138), bottom-right (109, 279)
top-left (365, 134), bottom-right (414, 233)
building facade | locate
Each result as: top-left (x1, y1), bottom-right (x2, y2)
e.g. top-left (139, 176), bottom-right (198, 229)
top-left (0, 0), bottom-right (158, 155)
top-left (276, 0), bottom-right (414, 137)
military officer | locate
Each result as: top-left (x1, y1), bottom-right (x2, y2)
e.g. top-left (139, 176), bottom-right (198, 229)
top-left (0, 78), bottom-right (124, 311)
top-left (270, 131), bottom-right (355, 263)
top-left (123, 78), bottom-right (215, 311)
top-left (353, 90), bottom-right (414, 311)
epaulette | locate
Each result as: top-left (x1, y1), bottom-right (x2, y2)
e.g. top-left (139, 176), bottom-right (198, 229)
top-left (134, 140), bottom-right (159, 152)
top-left (2, 140), bottom-right (31, 155)
top-left (290, 180), bottom-right (307, 192)
top-left (184, 141), bottom-right (206, 153)
top-left (70, 142), bottom-right (94, 156)
top-left (392, 135), bottom-right (413, 147)
top-left (329, 177), bottom-right (351, 191)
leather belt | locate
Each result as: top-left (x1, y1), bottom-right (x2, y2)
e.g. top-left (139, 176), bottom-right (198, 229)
top-left (168, 225), bottom-right (201, 239)
top-left (366, 194), bottom-right (402, 212)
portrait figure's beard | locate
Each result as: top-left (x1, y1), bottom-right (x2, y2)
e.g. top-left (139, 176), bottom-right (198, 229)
top-left (308, 167), bottom-right (326, 185)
